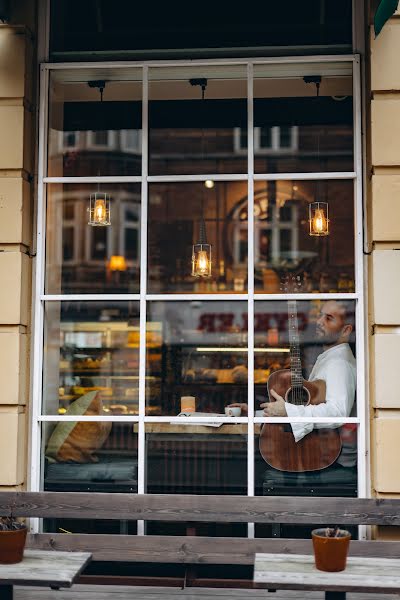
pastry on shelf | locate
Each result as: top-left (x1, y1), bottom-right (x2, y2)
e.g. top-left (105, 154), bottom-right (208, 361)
top-left (254, 369), bottom-right (270, 384)
top-left (217, 369), bottom-right (234, 384)
top-left (199, 369), bottom-right (218, 383)
top-left (232, 365), bottom-right (248, 383)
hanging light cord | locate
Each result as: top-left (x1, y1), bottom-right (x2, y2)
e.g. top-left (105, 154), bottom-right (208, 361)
top-left (189, 78), bottom-right (209, 232)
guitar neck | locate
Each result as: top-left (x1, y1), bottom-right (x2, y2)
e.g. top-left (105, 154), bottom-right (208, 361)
top-left (287, 300), bottom-right (302, 388)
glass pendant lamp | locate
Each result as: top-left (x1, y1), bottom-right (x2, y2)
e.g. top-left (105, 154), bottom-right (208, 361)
top-left (87, 81), bottom-right (111, 227)
top-left (309, 201), bottom-right (329, 236)
top-left (190, 78), bottom-right (212, 278)
top-left (192, 218), bottom-right (212, 278)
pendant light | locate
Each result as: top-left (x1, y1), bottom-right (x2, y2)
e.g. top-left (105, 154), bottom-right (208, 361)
top-left (87, 80), bottom-right (111, 227)
top-left (190, 78), bottom-right (212, 278)
top-left (304, 76), bottom-right (330, 237)
top-left (309, 201), bottom-right (329, 236)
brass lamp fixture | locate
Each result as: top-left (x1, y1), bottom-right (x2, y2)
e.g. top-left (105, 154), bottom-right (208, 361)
top-left (304, 75), bottom-right (331, 238)
top-left (309, 201), bottom-right (329, 236)
top-left (88, 192), bottom-right (111, 226)
top-left (192, 218), bottom-right (212, 278)
top-left (87, 80), bottom-right (111, 227)
top-left (190, 78), bottom-right (212, 278)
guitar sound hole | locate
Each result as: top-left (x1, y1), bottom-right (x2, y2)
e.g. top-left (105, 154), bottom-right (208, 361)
top-left (287, 386), bottom-right (310, 406)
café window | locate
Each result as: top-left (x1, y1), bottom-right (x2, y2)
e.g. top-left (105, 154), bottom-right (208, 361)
top-left (34, 57), bottom-right (365, 539)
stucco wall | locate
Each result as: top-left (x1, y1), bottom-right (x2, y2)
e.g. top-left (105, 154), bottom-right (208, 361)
top-left (370, 10), bottom-right (400, 519)
top-left (0, 23), bottom-right (35, 489)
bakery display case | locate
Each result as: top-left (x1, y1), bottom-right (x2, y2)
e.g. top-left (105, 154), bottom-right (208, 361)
top-left (58, 324), bottom-right (141, 415)
top-left (43, 301), bottom-right (143, 416)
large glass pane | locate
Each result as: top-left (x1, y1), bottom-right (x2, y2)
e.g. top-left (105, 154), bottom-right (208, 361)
top-left (43, 301), bottom-right (140, 416)
top-left (149, 66), bottom-right (247, 175)
top-left (145, 423), bottom-right (247, 496)
top-left (148, 181), bottom-right (248, 293)
top-left (146, 301), bottom-right (248, 416)
top-left (45, 183), bottom-right (141, 294)
top-left (255, 425), bottom-right (358, 539)
top-left (254, 180), bottom-right (354, 293)
top-left (254, 63), bottom-right (353, 173)
top-left (42, 422), bottom-right (138, 533)
top-left (48, 69), bottom-right (142, 177)
top-left (253, 299), bottom-right (357, 503)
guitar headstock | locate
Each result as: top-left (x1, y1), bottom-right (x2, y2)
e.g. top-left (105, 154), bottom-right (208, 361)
top-left (280, 273), bottom-right (303, 294)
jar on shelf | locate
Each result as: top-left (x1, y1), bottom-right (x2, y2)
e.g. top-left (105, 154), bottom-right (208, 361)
top-left (337, 273), bottom-right (349, 293)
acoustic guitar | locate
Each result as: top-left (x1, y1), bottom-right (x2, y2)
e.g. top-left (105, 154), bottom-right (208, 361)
top-left (259, 275), bottom-right (341, 472)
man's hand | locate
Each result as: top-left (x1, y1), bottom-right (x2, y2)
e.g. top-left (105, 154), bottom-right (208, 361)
top-left (260, 388), bottom-right (287, 417)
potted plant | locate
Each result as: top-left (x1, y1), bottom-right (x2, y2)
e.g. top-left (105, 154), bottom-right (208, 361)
top-left (312, 527), bottom-right (351, 572)
top-left (0, 516), bottom-right (27, 564)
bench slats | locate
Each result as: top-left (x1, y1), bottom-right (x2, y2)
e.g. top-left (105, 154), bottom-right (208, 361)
top-left (27, 534), bottom-right (400, 565)
top-left (2, 492), bottom-right (400, 525)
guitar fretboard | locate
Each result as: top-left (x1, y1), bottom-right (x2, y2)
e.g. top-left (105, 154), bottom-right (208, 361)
top-left (287, 300), bottom-right (303, 388)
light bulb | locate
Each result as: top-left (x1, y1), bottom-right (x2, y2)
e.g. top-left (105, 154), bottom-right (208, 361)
top-left (192, 244), bottom-right (212, 278)
top-left (197, 250), bottom-right (210, 274)
top-left (313, 209), bottom-right (326, 233)
top-left (309, 202), bottom-right (329, 236)
top-left (94, 199), bottom-right (106, 223)
top-left (204, 179), bottom-right (215, 189)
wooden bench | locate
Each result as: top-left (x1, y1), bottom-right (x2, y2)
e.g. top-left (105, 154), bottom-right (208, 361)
top-left (1, 492), bottom-right (400, 592)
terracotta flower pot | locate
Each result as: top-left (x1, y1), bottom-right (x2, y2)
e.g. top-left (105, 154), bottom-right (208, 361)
top-left (0, 526), bottom-right (27, 564)
top-left (312, 528), bottom-right (351, 572)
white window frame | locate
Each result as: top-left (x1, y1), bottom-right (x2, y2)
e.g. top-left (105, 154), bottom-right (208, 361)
top-left (31, 56), bottom-right (367, 540)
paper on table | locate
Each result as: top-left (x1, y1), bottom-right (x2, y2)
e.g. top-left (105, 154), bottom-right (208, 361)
top-left (175, 412), bottom-right (225, 427)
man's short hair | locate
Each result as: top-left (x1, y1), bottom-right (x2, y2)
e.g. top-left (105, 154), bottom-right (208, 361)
top-left (333, 299), bottom-right (355, 332)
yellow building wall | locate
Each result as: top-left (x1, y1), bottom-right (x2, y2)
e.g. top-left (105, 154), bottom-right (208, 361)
top-left (0, 22), bottom-right (35, 489)
top-left (370, 10), bottom-right (400, 537)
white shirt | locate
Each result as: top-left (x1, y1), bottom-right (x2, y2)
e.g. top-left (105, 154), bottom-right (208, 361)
top-left (285, 343), bottom-right (356, 450)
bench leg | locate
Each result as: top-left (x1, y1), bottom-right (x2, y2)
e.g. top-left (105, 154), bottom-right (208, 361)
top-left (0, 584), bottom-right (13, 600)
top-left (325, 592), bottom-right (346, 600)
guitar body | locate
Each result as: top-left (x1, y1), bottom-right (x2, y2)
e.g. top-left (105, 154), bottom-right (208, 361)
top-left (259, 370), bottom-right (342, 472)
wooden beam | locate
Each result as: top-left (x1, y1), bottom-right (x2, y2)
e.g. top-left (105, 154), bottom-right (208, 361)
top-left (1, 492), bottom-right (400, 525)
top-left (26, 534), bottom-right (400, 565)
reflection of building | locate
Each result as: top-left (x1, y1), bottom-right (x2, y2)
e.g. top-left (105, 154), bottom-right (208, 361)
top-left (60, 190), bottom-right (141, 293)
top-left (2, 0), bottom-right (400, 559)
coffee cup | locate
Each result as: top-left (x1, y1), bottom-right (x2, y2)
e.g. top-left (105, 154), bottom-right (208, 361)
top-left (180, 396), bottom-right (196, 413)
top-left (224, 406), bottom-right (241, 417)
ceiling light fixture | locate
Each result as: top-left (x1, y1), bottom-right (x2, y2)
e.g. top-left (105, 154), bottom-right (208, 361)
top-left (87, 80), bottom-right (111, 227)
top-left (190, 78), bottom-right (212, 278)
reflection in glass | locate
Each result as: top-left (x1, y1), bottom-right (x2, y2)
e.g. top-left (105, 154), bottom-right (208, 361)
top-left (254, 180), bottom-right (354, 293)
top-left (46, 184), bottom-right (141, 294)
top-left (43, 302), bottom-right (140, 416)
top-left (149, 66), bottom-right (247, 175)
top-left (42, 421), bottom-right (138, 533)
top-left (148, 182), bottom-right (248, 293)
top-left (254, 64), bottom-right (353, 174)
top-left (146, 301), bottom-right (248, 416)
top-left (48, 70), bottom-right (142, 177)
top-left (145, 424), bottom-right (247, 495)
top-left (254, 299), bottom-right (357, 499)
